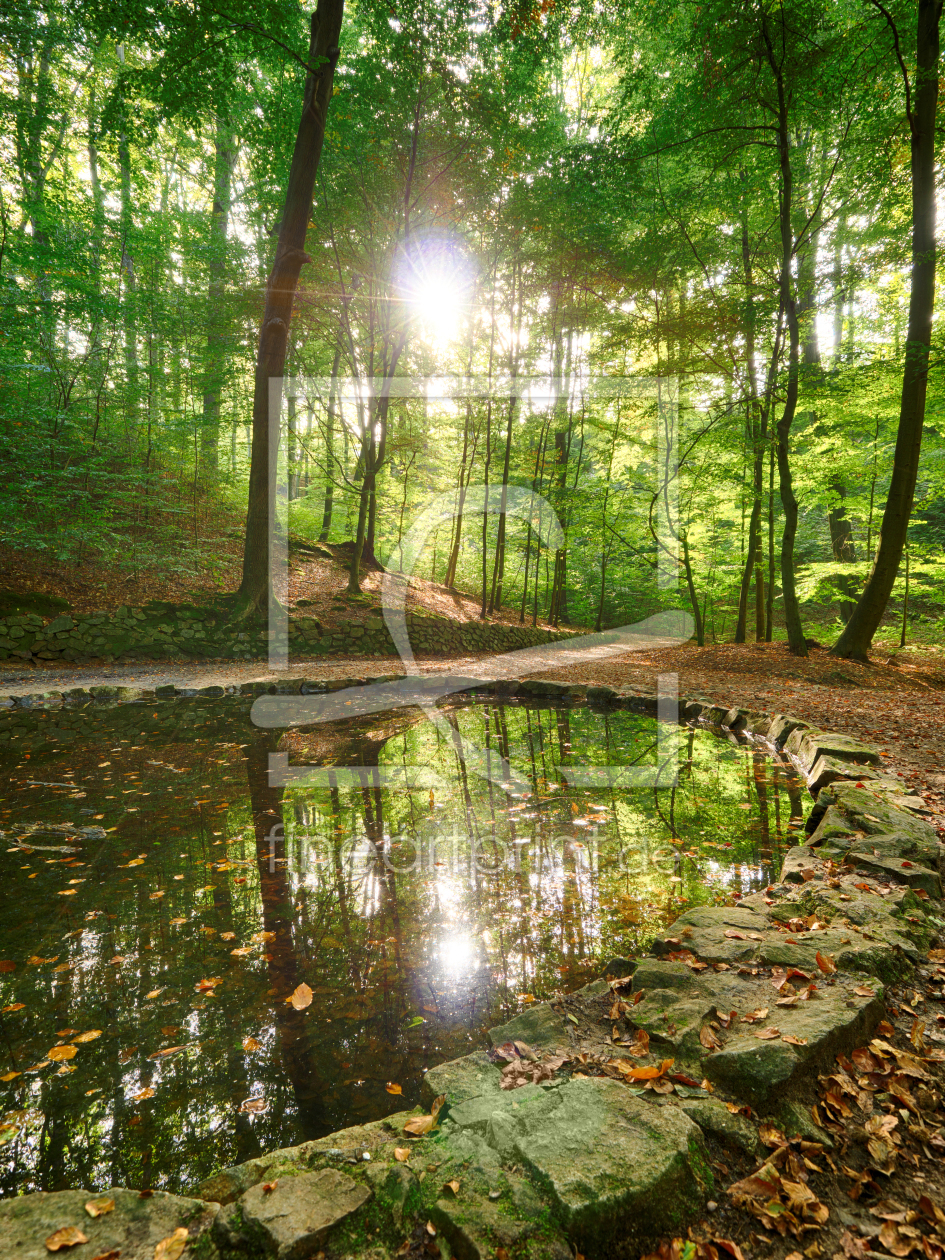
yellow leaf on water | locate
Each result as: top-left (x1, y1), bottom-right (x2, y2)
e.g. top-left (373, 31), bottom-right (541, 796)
top-left (386, 1082), bottom-right (402, 1095)
top-left (146, 990), bottom-right (164, 1000)
top-left (230, 947), bottom-right (253, 957)
top-left (149, 891), bottom-right (165, 900)
top-left (220, 932), bottom-right (236, 941)
top-left (289, 983), bottom-right (313, 1010)
top-left (47, 1045), bottom-right (77, 1062)
top-left (84, 1196), bottom-right (115, 1218)
top-left (72, 1030), bottom-right (102, 1044)
top-left (44, 1226), bottom-right (88, 1251)
top-left (2, 1004), bottom-right (25, 1013)
top-left (195, 977), bottom-right (222, 991)
top-left (251, 931), bottom-right (275, 943)
top-left (133, 1087), bottom-right (155, 1101)
top-left (240, 1096), bottom-right (267, 1113)
top-left (169, 918), bottom-right (187, 926)
top-left (125, 858), bottom-right (145, 867)
top-left (57, 890), bottom-right (77, 896)
top-left (148, 1046), bottom-right (186, 1060)
top-left (0, 1072), bottom-right (21, 1082)
top-left (242, 1037), bottom-right (262, 1052)
top-left (154, 1227), bottom-right (189, 1260)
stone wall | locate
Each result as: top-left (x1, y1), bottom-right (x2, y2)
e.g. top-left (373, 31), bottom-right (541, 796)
top-left (0, 604), bottom-right (574, 665)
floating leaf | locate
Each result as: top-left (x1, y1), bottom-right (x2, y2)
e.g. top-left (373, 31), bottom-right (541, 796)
top-left (240, 1096), bottom-right (267, 1114)
top-left (2, 1004), bottom-right (25, 1013)
top-left (251, 931), bottom-right (275, 943)
top-left (149, 891), bottom-right (165, 900)
top-left (148, 1046), bottom-right (186, 1060)
top-left (45, 1227), bottom-right (89, 1251)
top-left (145, 990), bottom-right (164, 1000)
top-left (169, 918), bottom-right (187, 926)
top-left (0, 962), bottom-right (15, 973)
top-left (0, 1071), bottom-right (21, 1082)
top-left (289, 983), bottom-right (313, 1010)
top-left (220, 932), bottom-right (236, 940)
top-left (57, 890), bottom-right (77, 896)
top-left (72, 1030), bottom-right (102, 1044)
top-left (47, 1045), bottom-right (77, 1062)
top-left (84, 1197), bottom-right (115, 1218)
top-left (133, 1087), bottom-right (155, 1101)
top-left (195, 977), bottom-right (222, 991)
top-left (154, 1228), bottom-right (189, 1260)
top-left (230, 947), bottom-right (253, 957)
top-left (386, 1082), bottom-right (402, 1095)
top-left (242, 1037), bottom-right (262, 1052)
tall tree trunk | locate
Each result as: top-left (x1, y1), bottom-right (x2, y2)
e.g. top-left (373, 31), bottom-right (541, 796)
top-left (237, 0), bottom-right (345, 613)
top-left (734, 211), bottom-right (765, 644)
top-left (319, 344), bottom-right (341, 540)
top-left (202, 117), bottom-right (237, 476)
top-left (762, 12), bottom-right (807, 657)
top-left (833, 0), bottom-right (942, 659)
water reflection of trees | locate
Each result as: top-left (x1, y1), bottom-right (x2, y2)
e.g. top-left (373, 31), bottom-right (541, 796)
top-left (0, 701), bottom-right (809, 1197)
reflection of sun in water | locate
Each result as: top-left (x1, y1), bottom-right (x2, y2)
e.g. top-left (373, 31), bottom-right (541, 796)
top-left (438, 932), bottom-right (478, 977)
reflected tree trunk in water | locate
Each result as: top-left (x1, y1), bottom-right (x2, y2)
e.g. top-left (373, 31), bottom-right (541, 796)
top-left (246, 734), bottom-right (328, 1135)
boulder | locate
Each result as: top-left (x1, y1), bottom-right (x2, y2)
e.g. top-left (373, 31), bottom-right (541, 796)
top-left (0, 1188), bottom-right (217, 1260)
top-left (216, 1168), bottom-right (370, 1259)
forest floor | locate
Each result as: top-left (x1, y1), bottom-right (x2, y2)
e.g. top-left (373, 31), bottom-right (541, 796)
top-left (0, 539), bottom-right (559, 629)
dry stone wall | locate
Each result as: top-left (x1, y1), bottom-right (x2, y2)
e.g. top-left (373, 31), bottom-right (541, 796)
top-left (0, 604), bottom-right (574, 665)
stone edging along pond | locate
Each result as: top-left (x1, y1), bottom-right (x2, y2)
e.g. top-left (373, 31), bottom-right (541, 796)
top-left (1, 680), bottom-right (943, 1260)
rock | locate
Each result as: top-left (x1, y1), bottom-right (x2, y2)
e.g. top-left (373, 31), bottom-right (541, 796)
top-left (784, 727), bottom-right (879, 773)
top-left (488, 1002), bottom-right (569, 1050)
top-left (766, 714), bottom-right (809, 746)
top-left (504, 1076), bottom-right (712, 1249)
top-left (601, 956), bottom-right (636, 979)
top-left (774, 1100), bottom-right (835, 1149)
top-left (678, 1097), bottom-right (761, 1156)
top-left (0, 1187), bottom-right (217, 1260)
top-left (781, 845), bottom-right (822, 884)
top-left (421, 1050), bottom-right (503, 1106)
top-left (808, 755), bottom-right (880, 795)
top-left (843, 850), bottom-right (942, 898)
top-left (652, 905), bottom-right (772, 965)
top-left (217, 1168), bottom-right (370, 1259)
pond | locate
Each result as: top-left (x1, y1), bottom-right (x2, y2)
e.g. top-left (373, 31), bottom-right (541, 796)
top-left (0, 697), bottom-right (810, 1197)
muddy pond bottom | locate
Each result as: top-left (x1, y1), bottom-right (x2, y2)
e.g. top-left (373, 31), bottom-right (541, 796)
top-left (0, 698), bottom-right (809, 1196)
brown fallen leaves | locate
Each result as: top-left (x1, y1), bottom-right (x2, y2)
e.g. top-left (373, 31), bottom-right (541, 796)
top-left (84, 1197), bottom-right (114, 1218)
top-left (154, 1228), bottom-right (189, 1260)
top-left (403, 1094), bottom-right (446, 1136)
top-left (642, 1235), bottom-right (746, 1260)
top-left (289, 983), bottom-right (313, 1010)
top-left (728, 1130), bottom-right (830, 1237)
top-left (45, 1227), bottom-right (89, 1251)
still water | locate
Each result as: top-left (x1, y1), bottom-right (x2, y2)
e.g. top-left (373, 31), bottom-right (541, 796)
top-left (0, 699), bottom-right (808, 1195)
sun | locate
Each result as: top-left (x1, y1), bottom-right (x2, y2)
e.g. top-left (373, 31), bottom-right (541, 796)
top-left (398, 236), bottom-right (475, 345)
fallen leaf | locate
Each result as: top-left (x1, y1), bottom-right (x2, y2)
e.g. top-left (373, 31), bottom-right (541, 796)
top-left (386, 1082), bottom-right (403, 1095)
top-left (742, 1008), bottom-right (769, 1023)
top-left (262, 1181), bottom-right (277, 1194)
top-left (72, 1030), bottom-right (102, 1044)
top-left (132, 1087), bottom-right (155, 1101)
top-left (0, 962), bottom-right (15, 973)
top-left (240, 1096), bottom-right (267, 1113)
top-left (220, 932), bottom-right (236, 941)
top-left (230, 947), bottom-right (253, 957)
top-left (148, 1046), bottom-right (186, 1060)
top-left (394, 1148), bottom-right (411, 1162)
top-left (782, 1034), bottom-right (808, 1046)
top-left (242, 1037), bottom-right (262, 1052)
top-left (1, 1004), bottom-right (24, 1013)
top-left (45, 1227), bottom-right (89, 1251)
top-left (815, 951), bottom-right (837, 974)
top-left (442, 1179), bottom-right (460, 1196)
top-left (154, 1228), bottom-right (189, 1260)
top-left (47, 1045), bottom-right (77, 1062)
top-left (426, 1222), bottom-right (437, 1237)
top-left (195, 977), bottom-right (222, 992)
top-left (854, 986), bottom-right (875, 998)
top-left (0, 1071), bottom-right (21, 1082)
top-left (289, 983), bottom-right (313, 1010)
top-left (84, 1197), bottom-right (115, 1218)
top-left (404, 1094), bottom-right (446, 1136)
top-left (90, 1251), bottom-right (121, 1260)
top-left (753, 1028), bottom-right (781, 1040)
top-left (700, 1025), bottom-right (722, 1050)
top-left (169, 917), bottom-right (187, 926)
top-left (251, 931), bottom-right (275, 943)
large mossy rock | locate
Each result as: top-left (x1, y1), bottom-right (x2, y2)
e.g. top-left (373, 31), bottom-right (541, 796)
top-left (0, 1187), bottom-right (217, 1260)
